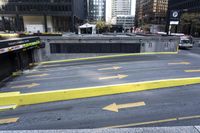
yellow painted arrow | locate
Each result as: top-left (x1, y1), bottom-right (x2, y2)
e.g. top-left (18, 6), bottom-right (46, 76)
top-left (26, 74), bottom-right (49, 78)
top-left (98, 66), bottom-right (122, 71)
top-left (185, 69), bottom-right (200, 73)
top-left (99, 74), bottom-right (128, 80)
top-left (0, 117), bottom-right (19, 125)
top-left (103, 101), bottom-right (146, 112)
top-left (11, 83), bottom-right (40, 89)
top-left (168, 62), bottom-right (190, 65)
top-left (0, 104), bottom-right (17, 112)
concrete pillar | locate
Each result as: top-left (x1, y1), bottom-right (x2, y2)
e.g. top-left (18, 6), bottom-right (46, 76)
top-left (44, 15), bottom-right (48, 32)
top-left (1, 16), bottom-right (5, 31)
top-left (15, 14), bottom-right (20, 31)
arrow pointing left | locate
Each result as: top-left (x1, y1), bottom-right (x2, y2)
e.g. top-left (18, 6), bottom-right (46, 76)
top-left (103, 101), bottom-right (146, 112)
top-left (11, 83), bottom-right (40, 89)
top-left (0, 117), bottom-right (19, 125)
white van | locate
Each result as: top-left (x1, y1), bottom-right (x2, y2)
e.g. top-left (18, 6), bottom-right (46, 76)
top-left (179, 36), bottom-right (193, 49)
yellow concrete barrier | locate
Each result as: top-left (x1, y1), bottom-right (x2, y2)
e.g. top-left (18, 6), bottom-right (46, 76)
top-left (36, 52), bottom-right (178, 65)
top-left (0, 77), bottom-right (199, 107)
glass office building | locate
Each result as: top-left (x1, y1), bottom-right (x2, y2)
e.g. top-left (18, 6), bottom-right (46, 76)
top-left (88, 0), bottom-right (106, 21)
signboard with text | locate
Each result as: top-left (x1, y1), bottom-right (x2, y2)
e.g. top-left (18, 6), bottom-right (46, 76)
top-left (0, 37), bottom-right (41, 54)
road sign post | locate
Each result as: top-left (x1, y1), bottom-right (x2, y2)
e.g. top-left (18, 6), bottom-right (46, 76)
top-left (168, 10), bottom-right (181, 35)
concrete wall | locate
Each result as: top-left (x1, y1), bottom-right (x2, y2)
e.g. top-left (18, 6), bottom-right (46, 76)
top-left (193, 38), bottom-right (200, 47)
top-left (140, 37), bottom-right (178, 53)
top-left (37, 35), bottom-right (179, 62)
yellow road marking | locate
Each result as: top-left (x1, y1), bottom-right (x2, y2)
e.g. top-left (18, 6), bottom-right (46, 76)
top-left (168, 62), bottom-right (190, 65)
top-left (41, 64), bottom-right (62, 68)
top-left (35, 59), bottom-right (185, 73)
top-left (10, 64), bottom-right (200, 85)
top-left (0, 77), bottom-right (200, 107)
top-left (178, 115), bottom-right (200, 120)
top-left (0, 92), bottom-right (20, 97)
top-left (98, 66), bottom-right (122, 71)
top-left (0, 118), bottom-right (19, 125)
top-left (12, 71), bottom-right (23, 76)
top-left (99, 74), bottom-right (128, 80)
top-left (37, 52), bottom-right (178, 65)
top-left (26, 74), bottom-right (49, 78)
top-left (103, 101), bottom-right (145, 112)
top-left (185, 70), bottom-right (200, 73)
top-left (103, 115), bottom-right (200, 128)
top-left (11, 83), bottom-right (40, 89)
top-left (104, 118), bottom-right (177, 128)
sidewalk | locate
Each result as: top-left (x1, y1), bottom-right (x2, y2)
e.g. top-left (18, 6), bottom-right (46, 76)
top-left (1, 126), bottom-right (200, 133)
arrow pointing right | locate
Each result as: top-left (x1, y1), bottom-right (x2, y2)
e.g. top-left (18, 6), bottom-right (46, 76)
top-left (168, 62), bottom-right (190, 65)
top-left (98, 66), bottom-right (122, 71)
top-left (185, 69), bottom-right (200, 73)
top-left (99, 74), bottom-right (128, 80)
top-left (11, 83), bottom-right (40, 89)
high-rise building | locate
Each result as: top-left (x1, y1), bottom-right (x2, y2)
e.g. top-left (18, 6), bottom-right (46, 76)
top-left (116, 15), bottom-right (134, 31)
top-left (0, 0), bottom-right (87, 32)
top-left (112, 0), bottom-right (132, 17)
top-left (168, 0), bottom-right (200, 11)
top-left (88, 0), bottom-right (106, 21)
top-left (135, 0), bottom-right (168, 27)
top-left (105, 0), bottom-right (112, 23)
top-left (105, 0), bottom-right (132, 24)
top-left (135, 0), bottom-right (142, 27)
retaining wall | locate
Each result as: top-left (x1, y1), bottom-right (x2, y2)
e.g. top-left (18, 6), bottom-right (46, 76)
top-left (193, 38), bottom-right (200, 47)
top-left (37, 35), bottom-right (179, 62)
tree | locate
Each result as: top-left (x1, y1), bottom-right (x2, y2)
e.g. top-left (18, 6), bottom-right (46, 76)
top-left (96, 21), bottom-right (106, 34)
top-left (179, 13), bottom-right (200, 36)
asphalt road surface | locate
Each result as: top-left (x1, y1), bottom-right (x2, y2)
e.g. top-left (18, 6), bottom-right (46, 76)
top-left (0, 48), bottom-right (200, 129)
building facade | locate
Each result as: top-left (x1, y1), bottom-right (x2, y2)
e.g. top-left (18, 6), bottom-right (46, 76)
top-left (112, 0), bottom-right (132, 17)
top-left (168, 0), bottom-right (200, 12)
top-left (0, 0), bottom-right (87, 32)
top-left (88, 0), bottom-right (106, 21)
top-left (135, 0), bottom-right (168, 27)
top-left (135, 0), bottom-right (142, 27)
top-left (116, 15), bottom-right (134, 31)
top-left (109, 0), bottom-right (132, 24)
top-left (166, 0), bottom-right (200, 36)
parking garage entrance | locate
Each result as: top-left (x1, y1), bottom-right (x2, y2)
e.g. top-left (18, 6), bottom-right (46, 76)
top-left (0, 37), bottom-right (41, 81)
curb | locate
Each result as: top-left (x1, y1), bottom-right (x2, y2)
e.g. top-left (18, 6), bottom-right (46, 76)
top-left (0, 77), bottom-right (200, 109)
top-left (35, 52), bottom-right (178, 65)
